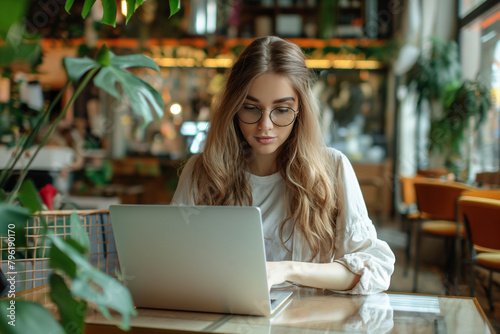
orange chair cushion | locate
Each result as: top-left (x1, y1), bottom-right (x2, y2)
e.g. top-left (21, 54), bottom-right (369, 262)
top-left (477, 253), bottom-right (500, 270)
top-left (421, 220), bottom-right (464, 237)
top-left (474, 245), bottom-right (500, 254)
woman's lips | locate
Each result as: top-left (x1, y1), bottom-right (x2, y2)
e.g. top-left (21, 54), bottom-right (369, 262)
top-left (255, 136), bottom-right (275, 144)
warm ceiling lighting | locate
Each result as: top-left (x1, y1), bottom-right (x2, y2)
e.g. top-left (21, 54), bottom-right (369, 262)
top-left (154, 58), bottom-right (177, 67)
top-left (332, 60), bottom-right (356, 69)
top-left (202, 58), bottom-right (233, 68)
top-left (355, 60), bottom-right (383, 69)
top-left (330, 60), bottom-right (383, 70)
top-left (154, 58), bottom-right (198, 67)
top-left (121, 0), bottom-right (127, 17)
top-left (152, 57), bottom-right (384, 70)
top-left (170, 103), bottom-right (182, 115)
top-left (305, 59), bottom-right (331, 69)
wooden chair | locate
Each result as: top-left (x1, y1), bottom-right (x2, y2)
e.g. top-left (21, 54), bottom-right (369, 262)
top-left (475, 171), bottom-right (500, 188)
top-left (412, 180), bottom-right (476, 294)
top-left (459, 190), bottom-right (500, 311)
top-left (417, 168), bottom-right (450, 179)
top-left (397, 175), bottom-right (423, 276)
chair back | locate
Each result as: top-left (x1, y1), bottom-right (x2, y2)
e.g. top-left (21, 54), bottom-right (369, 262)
top-left (459, 197), bottom-right (500, 252)
top-left (413, 180), bottom-right (475, 221)
top-left (396, 175), bottom-right (423, 216)
top-left (417, 168), bottom-right (450, 179)
top-left (399, 175), bottom-right (423, 207)
top-left (461, 189), bottom-right (500, 201)
top-left (475, 171), bottom-right (500, 188)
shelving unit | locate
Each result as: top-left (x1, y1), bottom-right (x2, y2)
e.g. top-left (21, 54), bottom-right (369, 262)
top-left (233, 0), bottom-right (392, 39)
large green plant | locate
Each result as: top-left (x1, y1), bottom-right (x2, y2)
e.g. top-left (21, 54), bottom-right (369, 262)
top-left (0, 1), bottom-right (180, 333)
top-left (407, 37), bottom-right (462, 111)
top-left (431, 80), bottom-right (492, 177)
top-left (406, 37), bottom-right (462, 169)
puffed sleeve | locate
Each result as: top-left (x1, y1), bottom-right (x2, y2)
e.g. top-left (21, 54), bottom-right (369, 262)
top-left (329, 149), bottom-right (395, 295)
top-left (170, 155), bottom-right (199, 205)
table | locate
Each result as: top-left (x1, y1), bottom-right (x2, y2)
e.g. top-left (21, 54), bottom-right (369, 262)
top-left (20, 285), bottom-right (494, 333)
top-left (65, 195), bottom-right (121, 210)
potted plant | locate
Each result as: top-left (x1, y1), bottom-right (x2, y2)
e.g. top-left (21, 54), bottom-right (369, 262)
top-left (407, 37), bottom-right (462, 170)
top-left (430, 79), bottom-right (492, 181)
top-left (0, 1), bottom-right (180, 333)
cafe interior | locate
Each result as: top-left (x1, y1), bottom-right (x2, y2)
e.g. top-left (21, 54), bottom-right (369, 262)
top-left (1, 0), bottom-right (500, 333)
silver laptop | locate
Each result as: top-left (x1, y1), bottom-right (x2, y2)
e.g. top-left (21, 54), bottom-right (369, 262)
top-left (109, 205), bottom-right (293, 317)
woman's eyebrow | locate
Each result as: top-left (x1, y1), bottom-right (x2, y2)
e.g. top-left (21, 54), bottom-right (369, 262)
top-left (245, 95), bottom-right (296, 104)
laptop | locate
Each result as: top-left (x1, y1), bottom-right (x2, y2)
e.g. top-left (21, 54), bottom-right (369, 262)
top-left (109, 205), bottom-right (293, 317)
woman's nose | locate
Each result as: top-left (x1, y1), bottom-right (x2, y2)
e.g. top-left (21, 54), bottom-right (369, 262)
top-left (257, 111), bottom-right (273, 129)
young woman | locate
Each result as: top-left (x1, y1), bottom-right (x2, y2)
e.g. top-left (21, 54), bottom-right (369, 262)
top-left (171, 36), bottom-right (395, 294)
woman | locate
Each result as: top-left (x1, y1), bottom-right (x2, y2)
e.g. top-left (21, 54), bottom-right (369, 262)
top-left (172, 36), bottom-right (394, 294)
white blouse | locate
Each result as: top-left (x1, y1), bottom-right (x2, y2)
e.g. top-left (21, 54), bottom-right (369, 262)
top-left (171, 148), bottom-right (395, 295)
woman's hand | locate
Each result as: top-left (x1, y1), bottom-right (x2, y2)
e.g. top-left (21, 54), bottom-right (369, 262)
top-left (266, 261), bottom-right (292, 288)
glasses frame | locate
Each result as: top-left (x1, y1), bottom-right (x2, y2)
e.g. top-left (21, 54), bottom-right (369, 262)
top-left (236, 104), bottom-right (299, 127)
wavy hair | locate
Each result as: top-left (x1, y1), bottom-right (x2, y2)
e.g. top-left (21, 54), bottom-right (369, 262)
top-left (190, 36), bottom-right (338, 261)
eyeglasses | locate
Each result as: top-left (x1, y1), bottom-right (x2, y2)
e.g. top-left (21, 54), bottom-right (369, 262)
top-left (236, 104), bottom-right (299, 127)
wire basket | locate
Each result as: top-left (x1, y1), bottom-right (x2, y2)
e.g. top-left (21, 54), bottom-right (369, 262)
top-left (0, 209), bottom-right (119, 294)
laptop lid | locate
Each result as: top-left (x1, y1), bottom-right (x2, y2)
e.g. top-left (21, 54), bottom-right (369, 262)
top-left (109, 205), bottom-right (291, 316)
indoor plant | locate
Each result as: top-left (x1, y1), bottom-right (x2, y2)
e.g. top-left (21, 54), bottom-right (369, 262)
top-left (407, 37), bottom-right (462, 170)
top-left (430, 79), bottom-right (492, 181)
top-left (0, 1), bottom-right (180, 333)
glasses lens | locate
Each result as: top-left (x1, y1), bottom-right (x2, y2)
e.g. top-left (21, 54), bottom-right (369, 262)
top-left (271, 107), bottom-right (296, 126)
top-left (237, 104), bottom-right (262, 124)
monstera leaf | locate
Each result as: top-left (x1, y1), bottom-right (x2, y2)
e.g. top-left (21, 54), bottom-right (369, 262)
top-left (64, 45), bottom-right (164, 125)
top-left (0, 0), bottom-right (30, 39)
top-left (65, 0), bottom-right (181, 26)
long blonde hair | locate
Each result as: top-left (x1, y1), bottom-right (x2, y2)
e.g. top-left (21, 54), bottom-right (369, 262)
top-left (190, 36), bottom-right (338, 261)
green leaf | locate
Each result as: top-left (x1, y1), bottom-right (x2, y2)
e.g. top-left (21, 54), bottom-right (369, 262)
top-left (94, 67), bottom-right (164, 124)
top-left (0, 203), bottom-right (29, 227)
top-left (96, 44), bottom-right (110, 66)
top-left (72, 269), bottom-right (136, 330)
top-left (65, 0), bottom-right (75, 13)
top-left (17, 180), bottom-right (43, 214)
top-left (0, 203), bottom-right (28, 248)
top-left (48, 233), bottom-right (136, 329)
top-left (49, 233), bottom-right (93, 269)
top-left (126, 0), bottom-right (137, 23)
top-left (109, 53), bottom-right (160, 72)
top-left (0, 300), bottom-right (64, 334)
top-left (70, 212), bottom-right (91, 253)
top-left (169, 0), bottom-right (181, 18)
top-left (82, 0), bottom-right (98, 19)
top-left (63, 57), bottom-right (100, 82)
top-left (101, 0), bottom-right (118, 27)
top-left (49, 238), bottom-right (78, 278)
top-left (0, 189), bottom-right (7, 201)
top-left (0, 0), bottom-right (30, 39)
top-left (49, 237), bottom-right (87, 279)
top-left (0, 42), bottom-right (42, 67)
top-left (49, 273), bottom-right (87, 334)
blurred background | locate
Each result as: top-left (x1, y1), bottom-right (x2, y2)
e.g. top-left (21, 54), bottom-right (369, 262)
top-left (0, 1), bottom-right (499, 328)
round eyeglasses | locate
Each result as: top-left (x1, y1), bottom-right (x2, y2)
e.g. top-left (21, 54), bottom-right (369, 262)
top-left (237, 104), bottom-right (299, 127)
